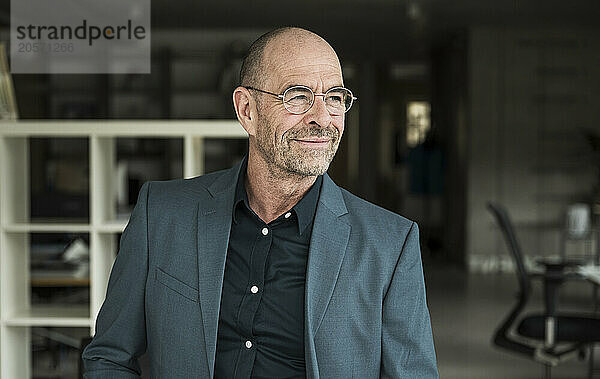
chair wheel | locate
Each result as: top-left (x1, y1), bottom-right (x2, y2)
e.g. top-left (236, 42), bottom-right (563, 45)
top-left (578, 349), bottom-right (587, 361)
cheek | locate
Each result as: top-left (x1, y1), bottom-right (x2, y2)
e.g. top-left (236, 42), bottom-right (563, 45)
top-left (333, 118), bottom-right (345, 137)
top-left (265, 107), bottom-right (294, 129)
top-left (278, 116), bottom-right (305, 140)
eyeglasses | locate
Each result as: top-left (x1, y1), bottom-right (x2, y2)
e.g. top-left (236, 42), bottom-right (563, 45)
top-left (245, 85), bottom-right (357, 115)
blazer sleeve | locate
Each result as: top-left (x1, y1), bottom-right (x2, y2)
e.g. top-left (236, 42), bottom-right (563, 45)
top-left (380, 222), bottom-right (439, 378)
top-left (82, 181), bottom-right (151, 379)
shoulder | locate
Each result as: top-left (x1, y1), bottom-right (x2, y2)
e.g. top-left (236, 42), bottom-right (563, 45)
top-left (329, 183), bottom-right (419, 273)
top-left (338, 187), bottom-right (414, 229)
top-left (335, 186), bottom-right (416, 248)
top-left (147, 167), bottom-right (230, 193)
top-left (139, 167), bottom-right (234, 209)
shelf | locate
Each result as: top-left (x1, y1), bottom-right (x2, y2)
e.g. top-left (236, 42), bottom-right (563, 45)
top-left (3, 222), bottom-right (90, 233)
top-left (96, 219), bottom-right (128, 233)
top-left (0, 120), bottom-right (250, 378)
top-left (0, 120), bottom-right (248, 138)
top-left (2, 305), bottom-right (91, 327)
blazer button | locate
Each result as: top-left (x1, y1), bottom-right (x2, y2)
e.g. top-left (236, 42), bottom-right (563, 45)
top-left (245, 340), bottom-right (253, 349)
top-left (261, 227), bottom-right (269, 235)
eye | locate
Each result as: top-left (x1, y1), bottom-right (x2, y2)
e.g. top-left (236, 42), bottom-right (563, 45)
top-left (326, 91), bottom-right (346, 106)
top-left (288, 94), bottom-right (310, 103)
top-left (327, 95), bottom-right (343, 104)
top-left (284, 88), bottom-right (312, 105)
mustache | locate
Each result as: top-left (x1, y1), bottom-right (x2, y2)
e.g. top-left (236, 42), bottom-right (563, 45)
top-left (287, 126), bottom-right (338, 140)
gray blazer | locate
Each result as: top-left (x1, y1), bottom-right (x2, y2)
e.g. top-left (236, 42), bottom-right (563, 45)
top-left (82, 159), bottom-right (438, 378)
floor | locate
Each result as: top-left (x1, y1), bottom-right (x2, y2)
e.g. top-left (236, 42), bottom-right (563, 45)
top-left (426, 264), bottom-right (598, 379)
top-left (31, 265), bottom-right (599, 378)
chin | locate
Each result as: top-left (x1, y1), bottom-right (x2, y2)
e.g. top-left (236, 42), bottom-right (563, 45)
top-left (281, 156), bottom-right (333, 176)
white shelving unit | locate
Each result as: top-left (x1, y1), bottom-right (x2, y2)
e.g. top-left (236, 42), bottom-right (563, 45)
top-left (0, 120), bottom-right (247, 378)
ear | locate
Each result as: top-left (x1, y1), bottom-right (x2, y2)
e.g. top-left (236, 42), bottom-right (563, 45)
top-left (233, 86), bottom-right (257, 136)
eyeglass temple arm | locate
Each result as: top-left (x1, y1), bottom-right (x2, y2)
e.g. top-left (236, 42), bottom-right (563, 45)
top-left (244, 86), bottom-right (282, 99)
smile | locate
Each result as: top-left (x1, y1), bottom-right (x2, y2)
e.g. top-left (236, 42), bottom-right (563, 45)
top-left (292, 138), bottom-right (331, 147)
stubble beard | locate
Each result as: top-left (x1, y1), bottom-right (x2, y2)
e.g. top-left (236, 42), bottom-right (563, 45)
top-left (255, 117), bottom-right (341, 177)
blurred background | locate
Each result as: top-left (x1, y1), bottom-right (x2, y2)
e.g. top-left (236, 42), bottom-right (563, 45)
top-left (1, 0), bottom-right (600, 378)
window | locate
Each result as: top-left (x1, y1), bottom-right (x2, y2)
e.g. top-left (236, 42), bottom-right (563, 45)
top-left (406, 101), bottom-right (430, 148)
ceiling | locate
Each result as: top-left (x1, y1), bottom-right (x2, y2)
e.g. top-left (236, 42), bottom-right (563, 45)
top-left (149, 0), bottom-right (600, 27)
top-left (152, 0), bottom-right (600, 59)
top-left (1, 0), bottom-right (599, 59)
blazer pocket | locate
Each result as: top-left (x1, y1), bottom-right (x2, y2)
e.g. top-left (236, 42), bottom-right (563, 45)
top-left (155, 266), bottom-right (199, 302)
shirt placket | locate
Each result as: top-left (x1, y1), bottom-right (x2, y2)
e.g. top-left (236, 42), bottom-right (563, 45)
top-left (233, 223), bottom-right (273, 378)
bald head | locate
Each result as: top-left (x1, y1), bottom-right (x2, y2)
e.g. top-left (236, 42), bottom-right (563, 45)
top-left (239, 27), bottom-right (340, 89)
top-left (233, 27), bottom-right (347, 180)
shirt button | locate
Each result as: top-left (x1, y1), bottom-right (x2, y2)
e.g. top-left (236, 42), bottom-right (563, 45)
top-left (284, 212), bottom-right (291, 219)
top-left (245, 340), bottom-right (253, 349)
top-left (261, 227), bottom-right (269, 235)
top-left (250, 285), bottom-right (259, 294)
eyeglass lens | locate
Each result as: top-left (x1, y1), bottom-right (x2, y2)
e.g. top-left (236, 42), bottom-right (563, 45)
top-left (282, 86), bottom-right (353, 115)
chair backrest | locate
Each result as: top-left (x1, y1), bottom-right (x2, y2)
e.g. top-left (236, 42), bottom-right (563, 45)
top-left (486, 202), bottom-right (531, 299)
top-left (487, 202), bottom-right (541, 358)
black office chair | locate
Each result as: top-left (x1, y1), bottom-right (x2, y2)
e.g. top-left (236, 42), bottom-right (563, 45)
top-left (487, 202), bottom-right (600, 379)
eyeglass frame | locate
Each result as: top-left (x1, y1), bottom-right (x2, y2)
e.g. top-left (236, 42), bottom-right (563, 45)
top-left (244, 85), bottom-right (357, 115)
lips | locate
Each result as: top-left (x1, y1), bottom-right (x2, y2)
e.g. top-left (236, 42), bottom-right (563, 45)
top-left (292, 138), bottom-right (332, 148)
top-left (294, 138), bottom-right (330, 143)
top-left (287, 127), bottom-right (337, 147)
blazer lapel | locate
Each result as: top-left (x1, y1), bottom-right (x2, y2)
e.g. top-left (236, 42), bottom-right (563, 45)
top-left (196, 159), bottom-right (244, 378)
top-left (304, 173), bottom-right (351, 378)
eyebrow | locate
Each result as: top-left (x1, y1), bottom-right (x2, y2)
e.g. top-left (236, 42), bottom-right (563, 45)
top-left (279, 83), bottom-right (345, 93)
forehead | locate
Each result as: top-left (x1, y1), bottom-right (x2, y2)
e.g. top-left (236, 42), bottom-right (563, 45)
top-left (262, 38), bottom-right (344, 91)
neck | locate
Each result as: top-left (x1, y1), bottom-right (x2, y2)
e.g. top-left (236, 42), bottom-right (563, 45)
top-left (244, 149), bottom-right (317, 224)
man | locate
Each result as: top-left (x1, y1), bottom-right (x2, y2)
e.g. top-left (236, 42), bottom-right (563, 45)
top-left (82, 27), bottom-right (438, 378)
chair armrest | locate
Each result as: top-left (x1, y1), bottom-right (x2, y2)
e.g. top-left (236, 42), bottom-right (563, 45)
top-left (537, 257), bottom-right (588, 269)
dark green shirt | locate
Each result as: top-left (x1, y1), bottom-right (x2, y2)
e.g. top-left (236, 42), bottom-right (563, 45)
top-left (214, 157), bottom-right (322, 379)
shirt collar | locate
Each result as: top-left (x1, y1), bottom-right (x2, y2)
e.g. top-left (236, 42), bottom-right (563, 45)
top-left (232, 155), bottom-right (323, 235)
top-left (232, 155), bottom-right (251, 225)
top-left (292, 174), bottom-right (322, 235)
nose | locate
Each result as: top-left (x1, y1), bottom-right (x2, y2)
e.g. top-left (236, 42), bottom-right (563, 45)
top-left (304, 94), bottom-right (333, 128)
